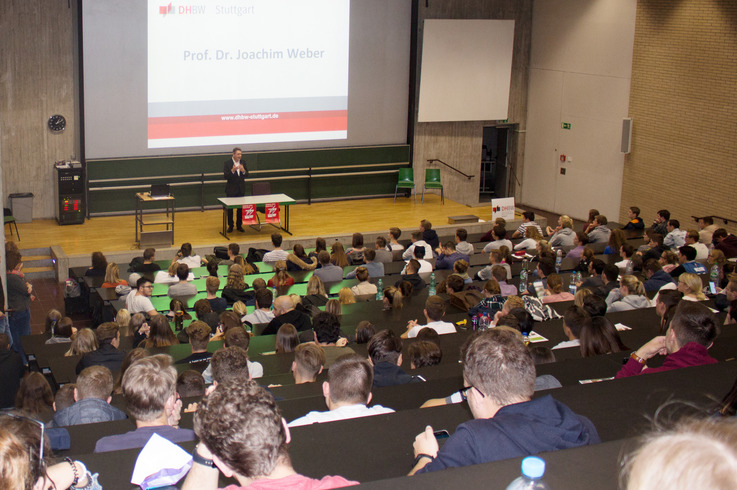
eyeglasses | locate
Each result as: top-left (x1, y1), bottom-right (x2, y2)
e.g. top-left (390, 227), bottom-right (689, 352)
top-left (459, 385), bottom-right (485, 401)
top-left (5, 413), bottom-right (46, 477)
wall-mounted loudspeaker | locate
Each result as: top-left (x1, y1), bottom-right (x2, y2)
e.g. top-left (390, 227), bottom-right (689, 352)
top-left (621, 118), bottom-right (633, 154)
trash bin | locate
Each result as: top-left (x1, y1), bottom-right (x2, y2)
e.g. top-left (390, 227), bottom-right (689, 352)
top-left (9, 193), bottom-right (34, 223)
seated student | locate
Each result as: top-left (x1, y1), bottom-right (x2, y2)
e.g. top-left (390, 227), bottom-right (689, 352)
top-left (174, 242), bottom-right (202, 269)
top-left (547, 215), bottom-right (576, 247)
top-left (408, 339), bottom-right (443, 369)
top-left (483, 225), bottom-right (513, 253)
top-left (202, 276), bottom-right (226, 313)
top-left (202, 327), bottom-right (263, 383)
top-left (664, 219), bottom-right (687, 250)
top-left (396, 259), bottom-right (426, 292)
top-left (262, 232), bottom-right (289, 263)
top-left (420, 219), bottom-right (440, 249)
top-left (402, 245), bottom-right (432, 274)
top-left (606, 275), bottom-right (651, 312)
top-left (346, 248), bottom-right (385, 279)
top-left (312, 312), bottom-right (352, 363)
top-left (313, 250), bottom-right (344, 283)
top-left (435, 241), bottom-right (470, 270)
top-left (131, 247), bottom-right (162, 273)
top-left (650, 209), bottom-right (670, 236)
top-left (177, 370), bottom-right (206, 400)
top-left (669, 245), bottom-right (708, 278)
top-left (85, 251), bottom-right (107, 277)
top-left (616, 301), bottom-right (718, 378)
top-left (345, 233), bottom-right (367, 265)
top-left (204, 242), bottom-right (240, 267)
top-left (51, 366), bottom-right (126, 427)
top-left (622, 417), bottom-right (737, 490)
top-left (402, 231), bottom-right (434, 261)
top-left (155, 261), bottom-right (182, 284)
top-left (101, 262), bottom-right (128, 288)
top-left (684, 229), bottom-right (709, 260)
top-left (454, 228), bottom-right (475, 256)
top-left (267, 260), bottom-right (295, 288)
top-left (578, 259), bottom-right (606, 296)
top-left (604, 230), bottom-right (627, 255)
top-left (373, 237), bottom-right (394, 263)
top-left (488, 264), bottom-right (516, 296)
top-left (524, 257), bottom-right (556, 297)
top-left (76, 322), bottom-right (126, 375)
top-left (552, 305), bottom-right (590, 350)
top-left (586, 215), bottom-right (611, 244)
top-left (468, 280), bottom-right (506, 317)
top-left (45, 316), bottom-right (76, 345)
top-left (94, 354), bottom-right (195, 452)
top-left (677, 272), bottom-right (708, 302)
top-left (514, 226), bottom-right (543, 251)
top-left (698, 216), bottom-right (719, 245)
top-left (600, 264), bottom-right (621, 298)
top-left (182, 380), bottom-right (358, 490)
top-left (402, 295), bottom-right (457, 339)
top-left (285, 243), bottom-right (317, 271)
top-left (241, 288), bottom-right (275, 327)
top-left (614, 243), bottom-right (636, 271)
top-left (622, 206), bottom-right (645, 230)
top-left (330, 242), bottom-right (350, 268)
top-left (410, 329), bottom-right (599, 475)
top-left (368, 329), bottom-right (425, 388)
top-left (168, 263), bottom-right (197, 298)
top-left (541, 273), bottom-right (575, 304)
top-left (222, 264), bottom-right (252, 305)
top-left (348, 266), bottom-right (377, 297)
top-left (637, 230), bottom-right (667, 262)
top-left (512, 211), bottom-right (544, 239)
top-left (566, 232), bottom-right (587, 259)
top-left (477, 248), bottom-right (513, 283)
top-left (386, 226), bottom-right (404, 252)
top-left (289, 354), bottom-right (394, 427)
top-left (262, 295), bottom-right (312, 336)
top-left (126, 277), bottom-right (159, 317)
top-left (176, 322), bottom-right (213, 365)
top-left (660, 250), bottom-right (680, 274)
top-left (579, 316), bottom-right (628, 357)
top-left (291, 343), bottom-right (326, 384)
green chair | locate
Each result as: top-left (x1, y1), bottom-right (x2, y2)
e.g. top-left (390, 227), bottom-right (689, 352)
top-left (3, 208), bottom-right (18, 240)
top-left (422, 168), bottom-right (444, 204)
top-left (394, 168), bottom-right (415, 203)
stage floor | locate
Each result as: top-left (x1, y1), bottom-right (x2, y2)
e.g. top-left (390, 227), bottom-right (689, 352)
top-left (13, 195), bottom-right (487, 256)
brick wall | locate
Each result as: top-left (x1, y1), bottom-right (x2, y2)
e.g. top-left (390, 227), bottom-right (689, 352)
top-left (620, 0), bottom-right (737, 234)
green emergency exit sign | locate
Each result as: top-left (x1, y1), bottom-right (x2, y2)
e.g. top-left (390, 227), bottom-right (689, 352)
top-left (561, 122), bottom-right (571, 130)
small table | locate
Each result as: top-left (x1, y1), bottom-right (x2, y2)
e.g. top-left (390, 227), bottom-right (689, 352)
top-left (217, 194), bottom-right (296, 239)
top-left (135, 192), bottom-right (175, 246)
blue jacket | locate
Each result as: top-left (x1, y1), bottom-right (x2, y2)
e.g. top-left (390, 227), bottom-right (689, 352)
top-left (644, 270), bottom-right (675, 292)
top-left (51, 397), bottom-right (127, 427)
top-left (417, 395), bottom-right (600, 473)
top-left (435, 252), bottom-right (470, 270)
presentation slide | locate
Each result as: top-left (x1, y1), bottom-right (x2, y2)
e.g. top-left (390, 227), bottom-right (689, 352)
top-left (147, 0), bottom-right (349, 149)
top-left (82, 0), bottom-right (411, 160)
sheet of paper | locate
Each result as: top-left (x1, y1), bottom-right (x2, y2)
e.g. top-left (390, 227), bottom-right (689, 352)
top-left (131, 433), bottom-right (193, 488)
top-left (527, 331), bottom-right (548, 343)
top-left (614, 323), bottom-right (632, 331)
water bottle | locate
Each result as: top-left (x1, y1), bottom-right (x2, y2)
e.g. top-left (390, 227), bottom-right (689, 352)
top-left (428, 273), bottom-right (436, 296)
top-left (710, 264), bottom-right (720, 292)
top-left (175, 310), bottom-right (184, 331)
top-left (505, 456), bottom-right (550, 490)
top-left (483, 313), bottom-right (491, 330)
top-left (272, 286), bottom-right (277, 301)
top-left (519, 267), bottom-right (528, 294)
top-left (375, 278), bottom-right (384, 300)
top-left (568, 274), bottom-right (577, 296)
top-left (555, 249), bottom-right (563, 274)
top-left (472, 315), bottom-right (478, 331)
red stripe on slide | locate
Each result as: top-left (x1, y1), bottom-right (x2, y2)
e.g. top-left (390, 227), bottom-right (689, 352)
top-left (148, 110), bottom-right (347, 139)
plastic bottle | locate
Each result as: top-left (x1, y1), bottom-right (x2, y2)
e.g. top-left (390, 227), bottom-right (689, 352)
top-left (471, 315), bottom-right (478, 331)
top-left (428, 273), bottom-right (437, 296)
top-left (505, 456), bottom-right (551, 490)
top-left (568, 274), bottom-right (577, 296)
top-left (519, 262), bottom-right (528, 294)
top-left (710, 264), bottom-right (720, 293)
top-left (555, 249), bottom-right (563, 274)
top-left (375, 278), bottom-right (384, 300)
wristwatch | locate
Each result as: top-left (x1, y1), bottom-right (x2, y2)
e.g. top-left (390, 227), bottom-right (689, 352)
top-left (193, 445), bottom-right (215, 467)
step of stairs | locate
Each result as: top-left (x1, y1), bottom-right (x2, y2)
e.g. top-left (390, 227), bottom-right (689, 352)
top-left (19, 248), bottom-right (56, 280)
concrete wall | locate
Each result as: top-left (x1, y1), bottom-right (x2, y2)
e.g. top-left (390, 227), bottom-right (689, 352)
top-left (521, 0), bottom-right (636, 222)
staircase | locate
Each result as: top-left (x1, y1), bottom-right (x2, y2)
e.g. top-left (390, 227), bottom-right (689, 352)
top-left (20, 247), bottom-right (55, 280)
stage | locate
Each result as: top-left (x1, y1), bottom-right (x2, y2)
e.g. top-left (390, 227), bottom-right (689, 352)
top-left (12, 195), bottom-right (507, 269)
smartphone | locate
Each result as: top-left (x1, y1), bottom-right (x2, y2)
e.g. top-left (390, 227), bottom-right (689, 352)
top-left (433, 430), bottom-right (450, 440)
top-left (709, 282), bottom-right (717, 295)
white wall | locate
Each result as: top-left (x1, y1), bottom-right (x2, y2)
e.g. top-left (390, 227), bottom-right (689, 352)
top-left (521, 0), bottom-right (636, 221)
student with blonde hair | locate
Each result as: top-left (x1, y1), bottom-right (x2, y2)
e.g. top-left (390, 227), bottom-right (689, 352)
top-left (677, 272), bottom-right (707, 301)
top-left (606, 275), bottom-right (650, 312)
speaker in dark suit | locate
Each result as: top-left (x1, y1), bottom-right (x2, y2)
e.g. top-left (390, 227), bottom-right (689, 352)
top-left (224, 147), bottom-right (248, 231)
